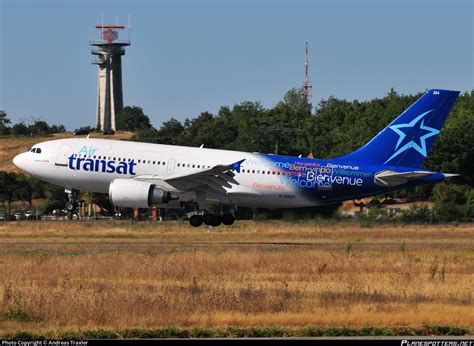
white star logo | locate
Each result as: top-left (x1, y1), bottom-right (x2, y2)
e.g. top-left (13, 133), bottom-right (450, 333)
top-left (384, 110), bottom-right (439, 164)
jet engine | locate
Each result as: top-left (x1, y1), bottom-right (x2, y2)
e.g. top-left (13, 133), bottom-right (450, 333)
top-left (109, 179), bottom-right (172, 208)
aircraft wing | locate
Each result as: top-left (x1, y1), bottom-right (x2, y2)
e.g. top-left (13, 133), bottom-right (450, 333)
top-left (374, 170), bottom-right (436, 186)
top-left (133, 159), bottom-right (246, 196)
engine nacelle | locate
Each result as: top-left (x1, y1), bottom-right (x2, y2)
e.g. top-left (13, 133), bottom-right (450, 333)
top-left (109, 179), bottom-right (172, 208)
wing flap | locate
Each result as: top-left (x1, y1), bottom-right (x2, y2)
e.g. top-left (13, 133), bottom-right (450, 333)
top-left (133, 159), bottom-right (245, 197)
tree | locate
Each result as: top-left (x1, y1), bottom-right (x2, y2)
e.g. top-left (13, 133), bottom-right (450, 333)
top-left (29, 120), bottom-right (50, 135)
top-left (432, 182), bottom-right (468, 222)
top-left (231, 101), bottom-right (269, 152)
top-left (425, 117), bottom-right (474, 187)
top-left (155, 118), bottom-right (185, 145)
top-left (116, 106), bottom-right (153, 131)
top-left (0, 110), bottom-right (10, 126)
top-left (14, 174), bottom-right (34, 206)
top-left (43, 183), bottom-right (68, 213)
top-left (0, 111), bottom-right (11, 136)
top-left (11, 122), bottom-right (30, 136)
top-left (0, 172), bottom-right (18, 214)
top-left (49, 124), bottom-right (66, 133)
top-left (181, 112), bottom-right (219, 148)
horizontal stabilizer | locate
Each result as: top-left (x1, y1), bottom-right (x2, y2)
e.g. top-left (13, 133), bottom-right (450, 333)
top-left (374, 170), bottom-right (435, 186)
top-left (442, 173), bottom-right (460, 178)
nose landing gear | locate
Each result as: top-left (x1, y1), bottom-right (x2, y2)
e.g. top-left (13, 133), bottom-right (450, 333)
top-left (65, 188), bottom-right (79, 220)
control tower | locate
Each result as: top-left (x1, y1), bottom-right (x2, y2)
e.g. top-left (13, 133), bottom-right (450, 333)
top-left (90, 24), bottom-right (130, 132)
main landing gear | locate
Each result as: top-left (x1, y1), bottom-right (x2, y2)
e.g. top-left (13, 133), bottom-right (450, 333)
top-left (189, 213), bottom-right (235, 227)
top-left (187, 192), bottom-right (235, 227)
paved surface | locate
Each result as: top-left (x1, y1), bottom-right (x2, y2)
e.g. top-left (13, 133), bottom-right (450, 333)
top-left (0, 241), bottom-right (471, 248)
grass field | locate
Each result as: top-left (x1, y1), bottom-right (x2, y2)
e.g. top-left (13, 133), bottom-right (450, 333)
top-left (0, 221), bottom-right (472, 337)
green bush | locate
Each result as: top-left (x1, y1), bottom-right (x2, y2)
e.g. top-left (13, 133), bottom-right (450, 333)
top-left (400, 204), bottom-right (433, 224)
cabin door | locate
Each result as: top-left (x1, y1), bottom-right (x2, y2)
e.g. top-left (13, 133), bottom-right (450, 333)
top-left (55, 145), bottom-right (71, 167)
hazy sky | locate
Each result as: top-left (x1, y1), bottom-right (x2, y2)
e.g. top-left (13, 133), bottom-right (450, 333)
top-left (0, 0), bottom-right (472, 130)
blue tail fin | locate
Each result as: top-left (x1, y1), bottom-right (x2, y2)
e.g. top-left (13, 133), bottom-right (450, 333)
top-left (336, 89), bottom-right (459, 168)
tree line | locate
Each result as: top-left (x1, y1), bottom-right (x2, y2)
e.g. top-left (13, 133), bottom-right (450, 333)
top-left (0, 111), bottom-right (66, 136)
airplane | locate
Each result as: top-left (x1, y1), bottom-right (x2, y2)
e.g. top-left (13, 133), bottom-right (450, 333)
top-left (13, 89), bottom-right (459, 226)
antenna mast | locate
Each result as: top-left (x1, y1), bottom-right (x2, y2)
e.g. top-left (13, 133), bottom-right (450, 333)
top-left (303, 41), bottom-right (312, 105)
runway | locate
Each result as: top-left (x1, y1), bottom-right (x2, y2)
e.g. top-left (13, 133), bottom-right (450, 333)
top-left (0, 241), bottom-right (471, 255)
top-left (0, 241), bottom-right (471, 247)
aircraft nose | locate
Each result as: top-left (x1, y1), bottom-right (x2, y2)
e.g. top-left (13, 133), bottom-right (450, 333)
top-left (13, 153), bottom-right (26, 171)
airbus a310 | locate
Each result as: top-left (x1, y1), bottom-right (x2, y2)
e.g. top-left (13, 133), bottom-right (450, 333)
top-left (13, 89), bottom-right (459, 226)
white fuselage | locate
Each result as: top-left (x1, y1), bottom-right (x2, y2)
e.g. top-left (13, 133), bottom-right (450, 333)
top-left (13, 138), bottom-right (315, 208)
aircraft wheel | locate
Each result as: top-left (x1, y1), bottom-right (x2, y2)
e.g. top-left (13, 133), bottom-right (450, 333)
top-left (65, 202), bottom-right (76, 212)
top-left (189, 215), bottom-right (203, 227)
top-left (222, 214), bottom-right (235, 225)
top-left (203, 214), bottom-right (221, 227)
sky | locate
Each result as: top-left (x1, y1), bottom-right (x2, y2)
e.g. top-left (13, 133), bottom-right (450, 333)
top-left (0, 0), bottom-right (472, 130)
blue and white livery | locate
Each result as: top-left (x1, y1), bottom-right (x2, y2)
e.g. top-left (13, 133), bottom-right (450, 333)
top-left (13, 89), bottom-right (460, 226)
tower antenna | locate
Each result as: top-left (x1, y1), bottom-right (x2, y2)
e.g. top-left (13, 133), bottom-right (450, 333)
top-left (303, 41), bottom-right (312, 106)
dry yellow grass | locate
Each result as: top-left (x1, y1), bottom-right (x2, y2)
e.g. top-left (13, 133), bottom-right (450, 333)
top-left (0, 220), bottom-right (472, 244)
top-left (0, 132), bottom-right (133, 173)
top-left (0, 221), bottom-right (472, 334)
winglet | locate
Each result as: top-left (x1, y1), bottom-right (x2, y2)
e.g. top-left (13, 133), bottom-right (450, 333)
top-left (229, 159), bottom-right (245, 173)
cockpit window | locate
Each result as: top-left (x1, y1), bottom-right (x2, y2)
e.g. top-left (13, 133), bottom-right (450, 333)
top-left (26, 147), bottom-right (32, 152)
top-left (29, 147), bottom-right (42, 154)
